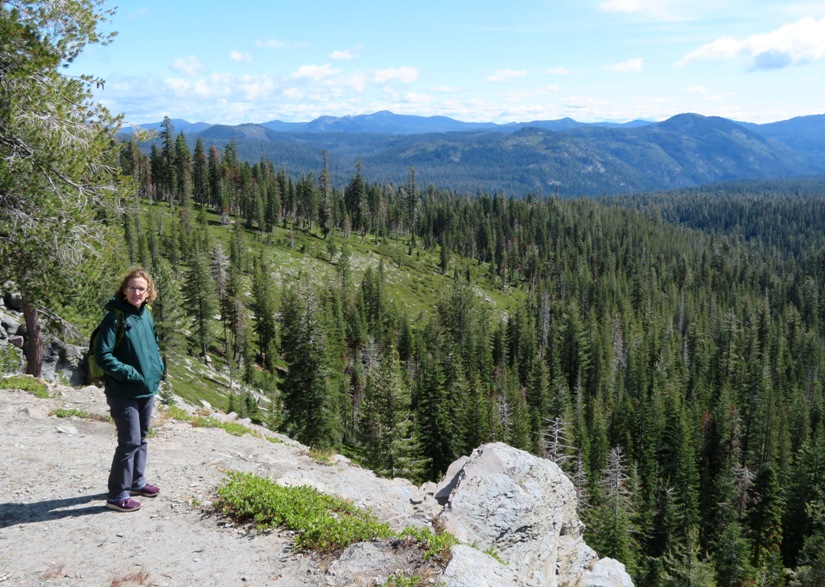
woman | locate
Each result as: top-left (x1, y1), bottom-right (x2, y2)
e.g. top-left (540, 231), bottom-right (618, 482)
top-left (94, 267), bottom-right (165, 512)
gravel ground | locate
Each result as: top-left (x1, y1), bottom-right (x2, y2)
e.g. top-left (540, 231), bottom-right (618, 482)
top-left (0, 383), bottom-right (437, 587)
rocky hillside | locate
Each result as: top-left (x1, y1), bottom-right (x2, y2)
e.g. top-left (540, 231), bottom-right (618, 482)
top-left (0, 380), bottom-right (632, 586)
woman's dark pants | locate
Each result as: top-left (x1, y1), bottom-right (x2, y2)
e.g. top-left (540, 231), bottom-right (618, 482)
top-left (106, 395), bottom-right (154, 501)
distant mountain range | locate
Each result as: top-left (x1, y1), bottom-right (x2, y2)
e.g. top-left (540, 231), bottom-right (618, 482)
top-left (122, 111), bottom-right (825, 197)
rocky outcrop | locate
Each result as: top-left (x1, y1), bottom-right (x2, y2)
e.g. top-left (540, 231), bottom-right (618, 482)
top-left (436, 442), bottom-right (633, 587)
top-left (0, 300), bottom-right (86, 385)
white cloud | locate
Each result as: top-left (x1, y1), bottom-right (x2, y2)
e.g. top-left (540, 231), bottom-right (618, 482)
top-left (290, 64), bottom-right (341, 80)
top-left (282, 87), bottom-right (304, 99)
top-left (345, 72), bottom-right (368, 92)
top-left (381, 86), bottom-right (400, 99)
top-left (486, 69), bottom-right (527, 83)
top-left (236, 75), bottom-right (277, 100)
top-left (402, 92), bottom-right (435, 106)
top-left (431, 85), bottom-right (461, 93)
top-left (170, 55), bottom-right (204, 76)
top-left (374, 67), bottom-right (420, 84)
top-left (256, 39), bottom-right (309, 49)
top-left (683, 84), bottom-right (711, 94)
top-left (504, 85), bottom-right (561, 101)
top-left (545, 67), bottom-right (571, 75)
top-left (330, 50), bottom-right (355, 60)
top-left (169, 74), bottom-right (232, 99)
top-left (229, 51), bottom-right (252, 63)
top-left (677, 17), bottom-right (825, 70)
top-left (603, 58), bottom-right (644, 72)
top-left (599, 0), bottom-right (682, 21)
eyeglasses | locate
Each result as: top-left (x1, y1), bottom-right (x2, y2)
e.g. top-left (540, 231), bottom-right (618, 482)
top-left (125, 286), bottom-right (147, 293)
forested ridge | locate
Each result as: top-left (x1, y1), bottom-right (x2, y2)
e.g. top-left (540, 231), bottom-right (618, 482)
top-left (128, 112), bottom-right (825, 199)
top-left (97, 118), bottom-right (825, 586)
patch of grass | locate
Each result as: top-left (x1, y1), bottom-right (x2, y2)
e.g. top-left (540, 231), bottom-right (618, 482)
top-left (399, 526), bottom-right (459, 563)
top-left (165, 360), bottom-right (230, 411)
top-left (214, 471), bottom-right (394, 554)
top-left (0, 375), bottom-right (49, 398)
top-left (214, 470), bottom-right (462, 569)
top-left (163, 405), bottom-right (193, 422)
top-left (383, 573), bottom-right (421, 586)
top-left (51, 408), bottom-right (111, 423)
top-left (483, 546), bottom-right (506, 565)
top-left (191, 416), bottom-right (258, 437)
top-left (308, 446), bottom-right (336, 466)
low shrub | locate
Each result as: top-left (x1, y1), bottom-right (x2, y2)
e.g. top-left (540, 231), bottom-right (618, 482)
top-left (214, 471), bottom-right (393, 553)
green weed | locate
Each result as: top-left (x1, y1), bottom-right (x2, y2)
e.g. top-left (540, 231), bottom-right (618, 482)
top-left (0, 344), bottom-right (21, 373)
top-left (399, 526), bottom-right (459, 563)
top-left (215, 470), bottom-right (462, 566)
top-left (383, 573), bottom-right (420, 586)
top-left (308, 446), bottom-right (336, 466)
top-left (51, 408), bottom-right (111, 423)
top-left (215, 471), bottom-right (393, 553)
top-left (191, 416), bottom-right (257, 437)
top-left (164, 405), bottom-right (192, 422)
top-left (0, 375), bottom-right (49, 398)
top-left (483, 546), bottom-right (506, 565)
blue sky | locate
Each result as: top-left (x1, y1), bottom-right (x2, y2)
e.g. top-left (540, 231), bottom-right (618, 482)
top-left (70, 0), bottom-right (825, 126)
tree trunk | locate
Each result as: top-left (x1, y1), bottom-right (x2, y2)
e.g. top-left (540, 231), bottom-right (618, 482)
top-left (22, 299), bottom-right (43, 378)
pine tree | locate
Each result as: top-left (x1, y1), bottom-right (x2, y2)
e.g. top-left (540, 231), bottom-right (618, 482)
top-left (344, 160), bottom-right (367, 236)
top-left (747, 463), bottom-right (786, 584)
top-left (174, 132), bottom-right (193, 209)
top-left (359, 348), bottom-right (426, 481)
top-left (278, 279), bottom-right (340, 449)
top-left (590, 446), bottom-right (639, 574)
top-left (153, 257), bottom-right (188, 354)
top-left (193, 138), bottom-right (209, 207)
top-left (415, 344), bottom-right (454, 479)
top-left (660, 528), bottom-right (717, 587)
top-left (211, 242), bottom-right (230, 350)
top-left (184, 239), bottom-right (218, 359)
top-left (318, 151), bottom-right (334, 239)
top-left (159, 117), bottom-right (177, 204)
top-left (250, 255), bottom-right (278, 371)
top-left (405, 166), bottom-right (419, 239)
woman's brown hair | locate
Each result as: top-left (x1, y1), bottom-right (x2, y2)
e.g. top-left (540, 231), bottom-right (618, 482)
top-left (114, 267), bottom-right (158, 305)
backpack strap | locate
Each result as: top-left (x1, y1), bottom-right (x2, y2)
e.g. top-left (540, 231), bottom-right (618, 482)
top-left (112, 308), bottom-right (127, 347)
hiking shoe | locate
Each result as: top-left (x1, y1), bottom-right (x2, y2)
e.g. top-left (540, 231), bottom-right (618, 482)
top-left (106, 498), bottom-right (142, 512)
top-left (131, 483), bottom-right (160, 498)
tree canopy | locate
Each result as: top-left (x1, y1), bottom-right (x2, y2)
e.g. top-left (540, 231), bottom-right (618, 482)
top-left (0, 0), bottom-right (124, 374)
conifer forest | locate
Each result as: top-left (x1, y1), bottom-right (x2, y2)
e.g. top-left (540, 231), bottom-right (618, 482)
top-left (111, 119), bottom-right (825, 586)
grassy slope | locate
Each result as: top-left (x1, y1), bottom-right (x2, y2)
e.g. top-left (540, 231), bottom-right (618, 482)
top-left (152, 204), bottom-right (524, 412)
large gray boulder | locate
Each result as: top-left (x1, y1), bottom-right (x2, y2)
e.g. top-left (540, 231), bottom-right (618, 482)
top-left (437, 442), bottom-right (633, 587)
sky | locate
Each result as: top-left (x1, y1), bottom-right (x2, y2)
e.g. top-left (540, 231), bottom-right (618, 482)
top-left (68, 0), bottom-right (825, 127)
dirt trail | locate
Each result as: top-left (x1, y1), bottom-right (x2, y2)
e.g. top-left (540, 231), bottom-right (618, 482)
top-left (0, 384), bottom-right (362, 586)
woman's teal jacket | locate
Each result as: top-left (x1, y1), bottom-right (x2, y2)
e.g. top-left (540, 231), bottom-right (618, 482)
top-left (93, 297), bottom-right (164, 399)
